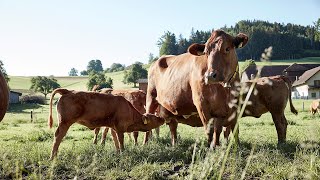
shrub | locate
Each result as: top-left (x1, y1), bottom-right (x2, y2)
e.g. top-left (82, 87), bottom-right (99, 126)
top-left (20, 95), bottom-right (46, 105)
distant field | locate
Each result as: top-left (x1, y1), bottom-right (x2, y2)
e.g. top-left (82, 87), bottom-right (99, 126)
top-left (240, 56), bottom-right (320, 66)
top-left (8, 71), bottom-right (134, 92)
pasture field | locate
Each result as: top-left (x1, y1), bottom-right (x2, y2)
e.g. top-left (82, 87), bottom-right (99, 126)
top-left (0, 99), bottom-right (320, 179)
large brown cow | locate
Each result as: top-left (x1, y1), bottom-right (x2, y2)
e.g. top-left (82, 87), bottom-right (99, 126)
top-left (0, 71), bottom-right (9, 122)
top-left (164, 75), bottom-right (298, 146)
top-left (310, 100), bottom-right (320, 115)
top-left (145, 30), bottom-right (248, 147)
top-left (48, 88), bottom-right (164, 159)
top-left (93, 88), bottom-right (146, 145)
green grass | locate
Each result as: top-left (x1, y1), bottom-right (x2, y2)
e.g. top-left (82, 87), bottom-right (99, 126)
top-left (0, 99), bottom-right (320, 179)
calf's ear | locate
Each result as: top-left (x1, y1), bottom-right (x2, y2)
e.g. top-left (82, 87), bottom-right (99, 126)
top-left (188, 43), bottom-right (205, 56)
top-left (233, 33), bottom-right (249, 48)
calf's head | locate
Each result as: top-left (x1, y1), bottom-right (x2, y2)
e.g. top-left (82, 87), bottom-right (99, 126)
top-left (188, 30), bottom-right (248, 85)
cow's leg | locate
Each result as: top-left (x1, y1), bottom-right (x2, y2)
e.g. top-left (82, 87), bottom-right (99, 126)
top-left (50, 122), bottom-right (71, 160)
top-left (111, 129), bottom-right (120, 151)
top-left (101, 127), bottom-right (109, 145)
top-left (226, 120), bottom-right (240, 145)
top-left (271, 113), bottom-right (286, 143)
top-left (144, 85), bottom-right (159, 145)
top-left (192, 97), bottom-right (214, 147)
top-left (280, 113), bottom-right (288, 142)
top-left (117, 132), bottom-right (125, 151)
top-left (133, 131), bottom-right (139, 145)
top-left (223, 126), bottom-right (231, 140)
top-left (93, 127), bottom-right (100, 144)
top-left (155, 127), bottom-right (160, 138)
top-left (168, 119), bottom-right (178, 146)
top-left (213, 119), bottom-right (223, 147)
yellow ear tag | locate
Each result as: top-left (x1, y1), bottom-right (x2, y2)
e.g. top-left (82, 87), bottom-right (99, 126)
top-left (143, 118), bottom-right (148, 124)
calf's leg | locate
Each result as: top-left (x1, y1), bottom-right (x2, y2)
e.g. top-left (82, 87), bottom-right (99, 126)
top-left (168, 120), bottom-right (178, 146)
top-left (271, 113), bottom-right (287, 143)
top-left (93, 127), bottom-right (100, 144)
top-left (50, 122), bottom-right (71, 160)
top-left (117, 132), bottom-right (125, 151)
top-left (101, 127), bottom-right (109, 145)
top-left (111, 129), bottom-right (120, 150)
top-left (133, 131), bottom-right (139, 145)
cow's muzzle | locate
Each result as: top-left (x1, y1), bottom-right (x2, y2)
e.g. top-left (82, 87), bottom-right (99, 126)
top-left (205, 71), bottom-right (219, 85)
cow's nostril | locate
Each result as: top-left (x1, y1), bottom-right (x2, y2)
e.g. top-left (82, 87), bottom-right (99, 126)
top-left (211, 72), bottom-right (217, 79)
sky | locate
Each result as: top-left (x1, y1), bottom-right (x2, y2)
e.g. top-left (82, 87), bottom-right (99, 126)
top-left (0, 0), bottom-right (319, 76)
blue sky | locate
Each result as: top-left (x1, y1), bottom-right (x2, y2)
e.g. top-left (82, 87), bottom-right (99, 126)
top-left (0, 0), bottom-right (319, 76)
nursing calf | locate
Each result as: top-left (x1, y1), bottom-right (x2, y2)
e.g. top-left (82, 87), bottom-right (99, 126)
top-left (48, 88), bottom-right (164, 159)
top-left (93, 88), bottom-right (146, 145)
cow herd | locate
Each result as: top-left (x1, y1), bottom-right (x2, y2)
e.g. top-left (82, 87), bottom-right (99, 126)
top-left (0, 30), bottom-right (319, 160)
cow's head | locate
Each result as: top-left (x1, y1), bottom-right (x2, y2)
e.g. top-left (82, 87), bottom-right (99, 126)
top-left (188, 30), bottom-right (248, 85)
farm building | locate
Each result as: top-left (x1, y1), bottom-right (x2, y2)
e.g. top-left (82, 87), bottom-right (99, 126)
top-left (137, 78), bottom-right (148, 93)
top-left (292, 66), bottom-right (320, 99)
top-left (9, 90), bottom-right (22, 104)
top-left (241, 63), bottom-right (320, 82)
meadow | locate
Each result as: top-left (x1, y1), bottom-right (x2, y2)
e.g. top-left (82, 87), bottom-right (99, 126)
top-left (1, 58), bottom-right (320, 179)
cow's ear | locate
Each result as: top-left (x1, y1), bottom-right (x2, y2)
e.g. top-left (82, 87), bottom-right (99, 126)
top-left (142, 115), bottom-right (148, 124)
top-left (233, 33), bottom-right (249, 48)
top-left (188, 43), bottom-right (205, 56)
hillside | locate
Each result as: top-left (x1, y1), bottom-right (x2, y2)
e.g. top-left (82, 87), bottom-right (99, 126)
top-left (8, 71), bottom-right (135, 92)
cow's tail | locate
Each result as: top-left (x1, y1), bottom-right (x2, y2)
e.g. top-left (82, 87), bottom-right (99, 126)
top-left (48, 88), bottom-right (71, 128)
top-left (282, 76), bottom-right (298, 115)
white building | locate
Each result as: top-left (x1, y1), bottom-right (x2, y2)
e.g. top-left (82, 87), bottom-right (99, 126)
top-left (292, 66), bottom-right (320, 99)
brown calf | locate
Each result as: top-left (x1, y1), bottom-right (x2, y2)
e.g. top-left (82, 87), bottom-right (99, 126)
top-left (48, 88), bottom-right (164, 159)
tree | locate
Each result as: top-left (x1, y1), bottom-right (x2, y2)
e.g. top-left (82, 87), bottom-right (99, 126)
top-left (68, 68), bottom-right (78, 76)
top-left (87, 72), bottom-right (113, 91)
top-left (158, 31), bottom-right (178, 56)
top-left (148, 53), bottom-right (158, 64)
top-left (80, 70), bottom-right (88, 76)
top-left (123, 63), bottom-right (147, 87)
top-left (30, 76), bottom-right (61, 98)
top-left (87, 59), bottom-right (103, 74)
top-left (106, 63), bottom-right (125, 72)
top-left (0, 60), bottom-right (9, 83)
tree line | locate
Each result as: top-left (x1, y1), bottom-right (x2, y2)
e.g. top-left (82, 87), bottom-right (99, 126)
top-left (157, 19), bottom-right (320, 60)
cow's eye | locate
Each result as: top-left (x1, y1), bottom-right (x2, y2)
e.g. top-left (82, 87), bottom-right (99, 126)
top-left (226, 47), bottom-right (230, 52)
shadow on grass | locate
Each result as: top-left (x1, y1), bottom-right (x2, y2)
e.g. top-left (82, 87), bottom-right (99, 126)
top-left (238, 140), bottom-right (299, 160)
top-left (8, 103), bottom-right (43, 114)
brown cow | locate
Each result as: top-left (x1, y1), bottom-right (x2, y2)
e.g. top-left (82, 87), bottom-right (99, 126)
top-left (93, 88), bottom-right (146, 145)
top-left (48, 88), bottom-right (164, 159)
top-left (0, 71), bottom-right (9, 122)
top-left (145, 30), bottom-right (248, 147)
top-left (310, 100), bottom-right (320, 115)
top-left (164, 75), bottom-right (298, 146)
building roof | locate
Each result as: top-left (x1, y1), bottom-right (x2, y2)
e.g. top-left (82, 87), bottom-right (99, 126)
top-left (242, 65), bottom-right (289, 79)
top-left (137, 78), bottom-right (148, 83)
top-left (293, 65), bottom-right (320, 87)
top-left (10, 90), bottom-right (22, 96)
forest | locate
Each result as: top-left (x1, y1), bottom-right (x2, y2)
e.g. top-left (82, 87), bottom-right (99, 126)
top-left (157, 19), bottom-right (320, 60)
